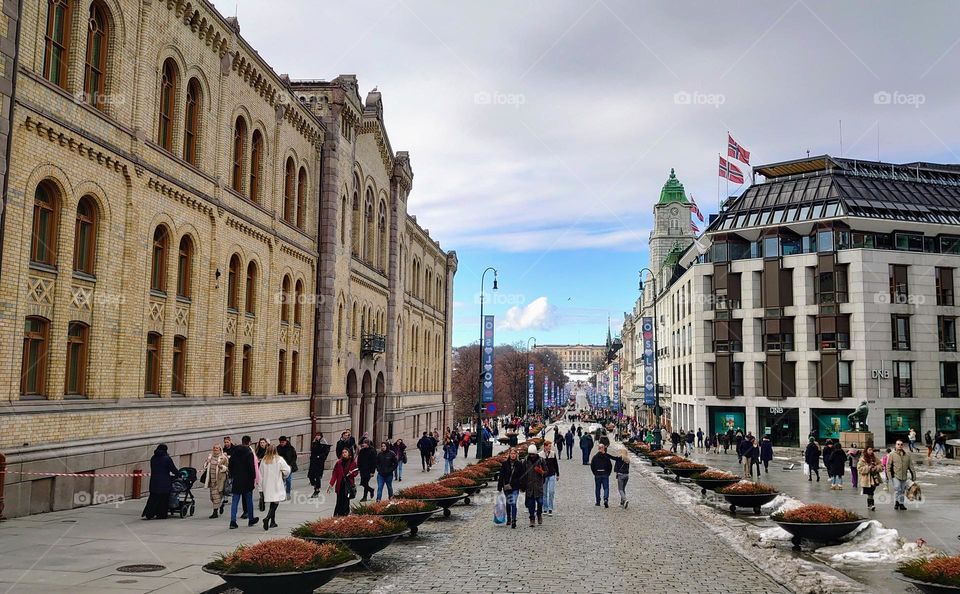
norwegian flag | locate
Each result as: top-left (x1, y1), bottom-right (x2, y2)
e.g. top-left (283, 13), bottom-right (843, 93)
top-left (727, 134), bottom-right (750, 165)
top-left (690, 196), bottom-right (705, 222)
top-left (691, 221), bottom-right (700, 233)
top-left (719, 156), bottom-right (745, 184)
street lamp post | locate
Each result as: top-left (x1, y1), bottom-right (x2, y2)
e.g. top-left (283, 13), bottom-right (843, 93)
top-left (638, 268), bottom-right (661, 450)
top-left (525, 337), bottom-right (536, 417)
top-left (477, 267), bottom-right (498, 460)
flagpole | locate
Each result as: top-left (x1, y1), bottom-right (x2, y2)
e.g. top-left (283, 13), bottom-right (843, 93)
top-left (717, 152), bottom-right (721, 213)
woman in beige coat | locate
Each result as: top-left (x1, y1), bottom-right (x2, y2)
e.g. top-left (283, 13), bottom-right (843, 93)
top-left (201, 444), bottom-right (229, 518)
top-left (856, 446), bottom-right (882, 511)
top-left (259, 444), bottom-right (291, 531)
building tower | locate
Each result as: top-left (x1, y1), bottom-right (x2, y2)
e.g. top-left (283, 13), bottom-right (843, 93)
top-left (648, 169), bottom-right (695, 281)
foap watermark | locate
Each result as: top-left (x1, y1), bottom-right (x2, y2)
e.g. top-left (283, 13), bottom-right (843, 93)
top-left (874, 291), bottom-right (926, 306)
top-left (73, 91), bottom-right (127, 107)
top-left (474, 91), bottom-right (526, 109)
top-left (473, 291), bottom-right (525, 306)
top-left (74, 490), bottom-right (126, 507)
top-left (874, 90), bottom-right (926, 108)
top-left (673, 90), bottom-right (725, 108)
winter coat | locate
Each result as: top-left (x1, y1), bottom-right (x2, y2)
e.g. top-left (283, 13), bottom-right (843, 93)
top-left (827, 448), bottom-right (847, 476)
top-left (393, 441), bottom-right (408, 464)
top-left (886, 449), bottom-right (916, 481)
top-left (522, 455), bottom-right (546, 497)
top-left (357, 446), bottom-right (377, 475)
top-left (579, 434), bottom-right (594, 451)
top-left (590, 452), bottom-right (616, 477)
top-left (613, 455), bottom-right (630, 476)
top-left (804, 443), bottom-right (821, 469)
top-left (416, 436), bottom-right (434, 452)
top-left (375, 450), bottom-right (398, 476)
top-left (227, 445), bottom-right (257, 494)
top-left (329, 458), bottom-right (358, 492)
top-left (498, 458), bottom-right (524, 492)
top-left (542, 450), bottom-right (560, 478)
top-left (443, 442), bottom-right (457, 461)
top-left (335, 437), bottom-right (356, 458)
top-left (201, 452), bottom-right (229, 491)
top-left (565, 431), bottom-right (575, 446)
top-left (148, 448), bottom-right (178, 494)
top-left (308, 439), bottom-right (331, 483)
top-left (259, 456), bottom-right (291, 503)
top-left (760, 439), bottom-right (774, 462)
top-left (822, 445), bottom-right (833, 468)
top-left (741, 442), bottom-right (757, 462)
top-left (857, 456), bottom-right (882, 488)
top-left (277, 443), bottom-right (298, 473)
top-left (685, 432), bottom-right (695, 445)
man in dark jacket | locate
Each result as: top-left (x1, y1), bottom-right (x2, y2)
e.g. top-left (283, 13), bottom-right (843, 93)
top-left (590, 443), bottom-right (618, 508)
top-left (670, 431), bottom-right (681, 453)
top-left (579, 432), bottom-right (594, 465)
top-left (375, 441), bottom-right (398, 501)
top-left (521, 445), bottom-right (546, 527)
top-left (335, 430), bottom-right (356, 459)
top-left (227, 437), bottom-right (258, 528)
top-left (804, 437), bottom-right (821, 481)
top-left (356, 441), bottom-right (377, 501)
top-left (564, 429), bottom-right (575, 459)
top-left (740, 437), bottom-right (757, 479)
top-left (308, 433), bottom-right (331, 498)
top-left (276, 436), bottom-right (298, 500)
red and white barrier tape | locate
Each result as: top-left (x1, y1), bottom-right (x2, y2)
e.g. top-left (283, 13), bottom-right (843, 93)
top-left (0, 470), bottom-right (149, 477)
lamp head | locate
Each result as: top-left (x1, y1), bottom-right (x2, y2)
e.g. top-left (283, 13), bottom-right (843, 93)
top-left (492, 271), bottom-right (498, 290)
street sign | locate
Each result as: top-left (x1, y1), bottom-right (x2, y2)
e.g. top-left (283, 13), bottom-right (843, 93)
top-left (486, 403), bottom-right (496, 415)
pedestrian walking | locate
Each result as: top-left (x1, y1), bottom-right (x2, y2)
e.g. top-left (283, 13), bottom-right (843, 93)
top-left (497, 449), bottom-right (523, 529)
top-left (356, 441), bottom-right (376, 501)
top-left (696, 428), bottom-right (704, 449)
top-left (590, 442), bottom-right (616, 508)
top-left (760, 436), bottom-right (774, 473)
top-left (443, 437), bottom-right (458, 474)
top-left (856, 447), bottom-right (882, 511)
top-left (393, 438), bottom-right (407, 481)
top-left (327, 448), bottom-right (359, 516)
top-left (670, 430), bottom-right (681, 453)
top-left (934, 432), bottom-right (947, 458)
top-left (276, 436), bottom-right (298, 500)
top-left (685, 430), bottom-right (695, 456)
top-left (613, 445), bottom-right (630, 508)
top-left (227, 437), bottom-right (258, 529)
top-left (847, 448), bottom-right (861, 489)
top-left (308, 433), bottom-right (331, 498)
top-left (201, 443), bottom-right (229, 518)
top-left (255, 438), bottom-right (269, 461)
top-left (741, 437), bottom-right (756, 479)
top-left (881, 448), bottom-right (892, 482)
top-left (823, 440), bottom-right (835, 484)
top-left (827, 443), bottom-right (847, 489)
top-left (259, 444), bottom-right (290, 531)
top-left (335, 430), bottom-right (356, 458)
top-left (579, 432), bottom-right (594, 465)
top-left (564, 429), bottom-right (575, 460)
top-left (804, 438), bottom-right (821, 482)
top-left (141, 444), bottom-right (178, 520)
top-left (375, 441), bottom-right (398, 501)
top-left (542, 441), bottom-right (559, 515)
top-left (886, 440), bottom-right (916, 510)
top-left (460, 430), bottom-right (471, 458)
top-left (735, 431), bottom-right (745, 463)
top-left (416, 432), bottom-right (433, 471)
top-left (521, 445), bottom-right (546, 527)
top-left (907, 428), bottom-right (918, 452)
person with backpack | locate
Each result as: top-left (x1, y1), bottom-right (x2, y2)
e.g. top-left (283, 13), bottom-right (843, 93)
top-left (497, 449), bottom-right (523, 529)
top-left (460, 430), bottom-right (472, 458)
top-left (276, 436), bottom-right (298, 500)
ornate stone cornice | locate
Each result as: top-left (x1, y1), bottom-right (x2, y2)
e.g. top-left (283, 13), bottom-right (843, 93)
top-left (24, 116), bottom-right (128, 178)
top-left (147, 177), bottom-right (214, 217)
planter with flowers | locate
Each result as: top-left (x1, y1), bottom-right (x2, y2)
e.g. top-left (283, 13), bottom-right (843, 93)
top-left (292, 516), bottom-right (406, 563)
top-left (716, 482), bottom-right (780, 515)
top-left (438, 476), bottom-right (485, 503)
top-left (647, 449), bottom-right (675, 466)
top-left (447, 466), bottom-right (492, 483)
top-left (352, 499), bottom-right (439, 537)
top-left (202, 537), bottom-right (358, 594)
top-left (654, 456), bottom-right (686, 473)
top-left (395, 483), bottom-right (465, 517)
top-left (690, 469), bottom-right (741, 495)
top-left (667, 460), bottom-right (708, 482)
top-left (897, 555), bottom-right (960, 594)
top-left (771, 504), bottom-right (867, 550)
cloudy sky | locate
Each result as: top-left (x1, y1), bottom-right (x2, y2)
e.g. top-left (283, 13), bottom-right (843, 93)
top-left (237, 0), bottom-right (960, 347)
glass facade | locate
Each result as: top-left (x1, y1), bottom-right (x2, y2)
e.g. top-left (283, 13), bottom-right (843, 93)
top-left (811, 408), bottom-right (854, 440)
top-left (884, 408), bottom-right (921, 443)
top-left (708, 406), bottom-right (746, 436)
top-left (757, 407), bottom-right (799, 447)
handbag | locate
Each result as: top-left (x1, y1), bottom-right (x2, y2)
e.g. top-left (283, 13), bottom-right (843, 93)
top-left (198, 470), bottom-right (208, 485)
top-left (222, 476), bottom-right (233, 496)
top-left (347, 482), bottom-right (357, 500)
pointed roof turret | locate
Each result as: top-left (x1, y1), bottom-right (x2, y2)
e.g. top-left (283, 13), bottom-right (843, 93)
top-left (658, 168), bottom-right (689, 205)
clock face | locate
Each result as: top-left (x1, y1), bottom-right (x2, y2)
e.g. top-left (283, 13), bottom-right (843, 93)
top-left (671, 207), bottom-right (679, 215)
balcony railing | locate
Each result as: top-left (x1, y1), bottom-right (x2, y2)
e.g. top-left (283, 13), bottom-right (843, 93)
top-left (361, 333), bottom-right (386, 357)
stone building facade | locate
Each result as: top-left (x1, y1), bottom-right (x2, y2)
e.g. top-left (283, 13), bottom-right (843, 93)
top-left (0, 0), bottom-right (454, 518)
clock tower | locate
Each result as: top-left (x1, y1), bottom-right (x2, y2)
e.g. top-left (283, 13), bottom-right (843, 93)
top-left (648, 169), bottom-right (694, 282)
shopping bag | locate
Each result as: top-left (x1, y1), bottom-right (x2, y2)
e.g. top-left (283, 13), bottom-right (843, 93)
top-left (802, 462), bottom-right (809, 475)
top-left (493, 492), bottom-right (507, 525)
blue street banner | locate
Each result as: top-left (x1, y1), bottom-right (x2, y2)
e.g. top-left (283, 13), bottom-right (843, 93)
top-left (543, 376), bottom-right (548, 411)
top-left (527, 363), bottom-right (535, 411)
top-left (642, 316), bottom-right (655, 406)
top-left (482, 315), bottom-right (495, 403)
top-left (612, 362), bottom-right (620, 412)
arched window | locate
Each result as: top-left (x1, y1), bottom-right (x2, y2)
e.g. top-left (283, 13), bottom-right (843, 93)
top-left (176, 236), bottom-right (193, 298)
top-left (73, 196), bottom-right (97, 274)
top-left (83, 2), bottom-right (109, 109)
top-left (249, 130), bottom-right (263, 202)
top-left (145, 332), bottom-right (161, 395)
top-left (65, 321), bottom-right (89, 396)
top-left (43, 0), bottom-right (71, 88)
top-left (241, 345), bottom-right (252, 394)
top-left (351, 174), bottom-right (361, 256)
top-left (351, 302), bottom-right (358, 337)
top-left (245, 261), bottom-right (257, 315)
top-left (22, 317), bottom-right (50, 397)
top-left (337, 302), bottom-right (344, 349)
top-left (158, 59), bottom-right (178, 151)
top-left (223, 342), bottom-right (235, 395)
top-left (377, 202), bottom-right (387, 271)
top-left (32, 181), bottom-right (59, 266)
top-left (183, 78), bottom-right (201, 165)
top-left (294, 279), bottom-right (303, 326)
top-left (340, 196), bottom-right (347, 246)
top-left (227, 254), bottom-right (241, 310)
top-left (296, 167), bottom-right (307, 228)
top-left (231, 117), bottom-right (247, 193)
top-left (281, 275), bottom-right (291, 323)
top-left (364, 189), bottom-right (374, 262)
top-left (151, 226), bottom-right (169, 292)
top-left (291, 351), bottom-right (300, 393)
top-left (277, 349), bottom-right (287, 394)
top-left (172, 335), bottom-right (186, 395)
top-left (283, 157), bottom-right (295, 223)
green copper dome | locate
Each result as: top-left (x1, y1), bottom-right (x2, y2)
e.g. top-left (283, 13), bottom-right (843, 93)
top-left (658, 168), bottom-right (689, 205)
top-left (663, 240), bottom-right (686, 266)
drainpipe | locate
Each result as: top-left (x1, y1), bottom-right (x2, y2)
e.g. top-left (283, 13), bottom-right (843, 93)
top-left (0, 0), bottom-right (24, 282)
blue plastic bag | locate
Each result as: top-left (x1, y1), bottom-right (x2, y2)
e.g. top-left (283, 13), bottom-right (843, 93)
top-left (493, 492), bottom-right (506, 524)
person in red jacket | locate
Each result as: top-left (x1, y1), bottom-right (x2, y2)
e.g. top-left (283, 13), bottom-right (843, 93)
top-left (326, 448), bottom-right (359, 516)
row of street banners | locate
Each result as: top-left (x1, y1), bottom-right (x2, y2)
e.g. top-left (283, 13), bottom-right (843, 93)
top-left (527, 362), bottom-right (535, 411)
top-left (642, 316), bottom-right (656, 407)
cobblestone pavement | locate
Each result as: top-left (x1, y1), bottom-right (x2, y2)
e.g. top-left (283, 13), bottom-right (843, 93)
top-left (316, 428), bottom-right (789, 594)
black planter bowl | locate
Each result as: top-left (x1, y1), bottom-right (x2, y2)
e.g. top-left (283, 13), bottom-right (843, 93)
top-left (896, 575), bottom-right (960, 594)
top-left (376, 509), bottom-right (441, 536)
top-left (668, 466), bottom-right (708, 483)
top-left (302, 532), bottom-right (405, 562)
top-left (774, 519), bottom-right (868, 550)
top-left (202, 558), bottom-right (359, 594)
top-left (691, 477), bottom-right (741, 496)
top-left (416, 494), bottom-right (466, 517)
top-left (720, 492), bottom-right (779, 515)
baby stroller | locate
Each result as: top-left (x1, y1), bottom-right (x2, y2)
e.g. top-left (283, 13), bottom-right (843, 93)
top-left (169, 467), bottom-right (196, 518)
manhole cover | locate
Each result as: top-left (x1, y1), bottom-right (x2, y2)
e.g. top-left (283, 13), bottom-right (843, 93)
top-left (117, 564), bottom-right (165, 573)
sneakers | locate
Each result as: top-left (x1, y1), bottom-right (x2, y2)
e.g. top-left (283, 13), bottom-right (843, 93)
top-left (547, 510), bottom-right (553, 516)
top-left (229, 522), bottom-right (239, 529)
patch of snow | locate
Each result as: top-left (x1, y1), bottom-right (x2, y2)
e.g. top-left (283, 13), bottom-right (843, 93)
top-left (816, 521), bottom-right (931, 567)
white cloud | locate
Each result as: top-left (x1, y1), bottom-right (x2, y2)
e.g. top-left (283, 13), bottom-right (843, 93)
top-left (499, 296), bottom-right (558, 331)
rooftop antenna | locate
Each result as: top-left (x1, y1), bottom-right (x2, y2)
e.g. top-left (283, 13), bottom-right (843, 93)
top-left (839, 119), bottom-right (843, 157)
top-left (806, 149), bottom-right (810, 158)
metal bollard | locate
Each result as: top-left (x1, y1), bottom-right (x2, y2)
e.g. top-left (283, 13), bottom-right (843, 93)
top-left (131, 468), bottom-right (143, 500)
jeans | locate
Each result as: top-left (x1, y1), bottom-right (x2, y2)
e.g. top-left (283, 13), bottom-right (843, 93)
top-left (376, 473), bottom-right (394, 501)
top-left (933, 444), bottom-right (946, 458)
top-left (230, 490), bottom-right (254, 524)
top-left (616, 473), bottom-right (629, 503)
top-left (908, 440), bottom-right (918, 452)
top-left (543, 475), bottom-right (556, 512)
top-left (444, 457), bottom-right (455, 474)
top-left (285, 472), bottom-right (293, 497)
top-left (525, 493), bottom-right (543, 519)
top-left (565, 444), bottom-right (573, 459)
top-left (893, 477), bottom-right (907, 506)
top-left (581, 448), bottom-right (590, 464)
top-left (594, 476), bottom-right (610, 504)
top-left (420, 450), bottom-right (430, 470)
top-left (505, 490), bottom-right (518, 521)
top-left (395, 460), bottom-right (404, 480)
top-left (831, 475), bottom-right (842, 486)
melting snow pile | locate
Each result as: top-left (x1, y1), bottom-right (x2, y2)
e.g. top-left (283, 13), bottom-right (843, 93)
top-left (816, 521), bottom-right (928, 566)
